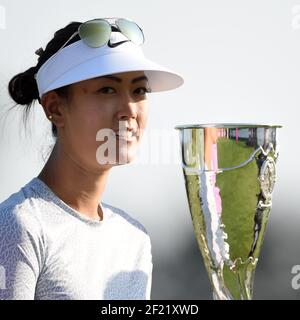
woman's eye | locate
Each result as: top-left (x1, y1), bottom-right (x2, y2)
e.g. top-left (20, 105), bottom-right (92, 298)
top-left (134, 87), bottom-right (152, 95)
top-left (98, 87), bottom-right (116, 94)
top-left (97, 86), bottom-right (152, 95)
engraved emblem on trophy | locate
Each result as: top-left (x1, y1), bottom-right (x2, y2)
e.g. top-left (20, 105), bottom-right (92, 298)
top-left (175, 124), bottom-right (281, 300)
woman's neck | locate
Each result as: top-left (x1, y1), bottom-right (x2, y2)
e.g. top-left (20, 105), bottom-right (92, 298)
top-left (38, 141), bottom-right (111, 221)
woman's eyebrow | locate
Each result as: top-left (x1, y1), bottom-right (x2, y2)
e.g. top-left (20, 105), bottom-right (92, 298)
top-left (96, 75), bottom-right (149, 83)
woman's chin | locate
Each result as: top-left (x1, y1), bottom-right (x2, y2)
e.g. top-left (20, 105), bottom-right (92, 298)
top-left (115, 151), bottom-right (137, 165)
top-left (115, 142), bottom-right (138, 164)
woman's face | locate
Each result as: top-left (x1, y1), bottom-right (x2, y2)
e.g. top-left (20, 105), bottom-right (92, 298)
top-left (54, 71), bottom-right (150, 172)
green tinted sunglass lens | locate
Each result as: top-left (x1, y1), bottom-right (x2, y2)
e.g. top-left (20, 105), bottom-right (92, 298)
top-left (116, 19), bottom-right (144, 45)
top-left (79, 20), bottom-right (111, 47)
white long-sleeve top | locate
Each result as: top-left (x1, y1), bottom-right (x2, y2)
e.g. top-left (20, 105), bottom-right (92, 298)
top-left (0, 177), bottom-right (152, 300)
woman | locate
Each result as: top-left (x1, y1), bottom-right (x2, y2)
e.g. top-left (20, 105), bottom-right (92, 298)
top-left (0, 18), bottom-right (183, 300)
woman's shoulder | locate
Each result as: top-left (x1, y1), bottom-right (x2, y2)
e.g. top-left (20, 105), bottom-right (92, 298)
top-left (0, 180), bottom-right (44, 236)
top-left (101, 202), bottom-right (149, 237)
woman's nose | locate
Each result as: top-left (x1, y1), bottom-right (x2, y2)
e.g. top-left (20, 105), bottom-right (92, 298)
top-left (117, 98), bottom-right (138, 120)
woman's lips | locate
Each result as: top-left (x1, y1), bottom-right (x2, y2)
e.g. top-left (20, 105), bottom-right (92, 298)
top-left (115, 129), bottom-right (138, 142)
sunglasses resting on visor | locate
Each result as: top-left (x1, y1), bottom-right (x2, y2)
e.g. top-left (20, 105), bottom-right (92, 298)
top-left (34, 17), bottom-right (145, 80)
top-left (58, 17), bottom-right (145, 52)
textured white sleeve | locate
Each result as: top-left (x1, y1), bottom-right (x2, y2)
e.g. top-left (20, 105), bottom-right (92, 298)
top-left (0, 206), bottom-right (45, 300)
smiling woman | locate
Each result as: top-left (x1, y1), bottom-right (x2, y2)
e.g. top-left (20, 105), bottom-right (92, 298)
top-left (0, 17), bottom-right (184, 300)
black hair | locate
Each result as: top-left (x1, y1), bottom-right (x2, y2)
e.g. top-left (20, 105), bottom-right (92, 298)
top-left (8, 21), bottom-right (82, 138)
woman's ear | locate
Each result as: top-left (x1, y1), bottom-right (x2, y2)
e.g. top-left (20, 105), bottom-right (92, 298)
top-left (41, 91), bottom-right (66, 129)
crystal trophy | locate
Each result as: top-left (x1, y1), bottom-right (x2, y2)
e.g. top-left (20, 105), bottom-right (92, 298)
top-left (175, 124), bottom-right (281, 300)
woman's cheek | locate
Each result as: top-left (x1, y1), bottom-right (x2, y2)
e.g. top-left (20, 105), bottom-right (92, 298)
top-left (139, 102), bottom-right (148, 125)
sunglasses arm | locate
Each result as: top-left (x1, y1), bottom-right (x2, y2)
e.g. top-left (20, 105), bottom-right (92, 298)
top-left (57, 31), bottom-right (80, 53)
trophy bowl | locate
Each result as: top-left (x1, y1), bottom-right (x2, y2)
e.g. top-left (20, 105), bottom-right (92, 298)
top-left (175, 123), bottom-right (282, 300)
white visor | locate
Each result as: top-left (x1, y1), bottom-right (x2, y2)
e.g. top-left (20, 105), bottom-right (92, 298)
top-left (35, 31), bottom-right (184, 98)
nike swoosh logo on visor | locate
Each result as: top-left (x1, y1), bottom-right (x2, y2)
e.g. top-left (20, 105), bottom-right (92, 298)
top-left (107, 40), bottom-right (129, 48)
